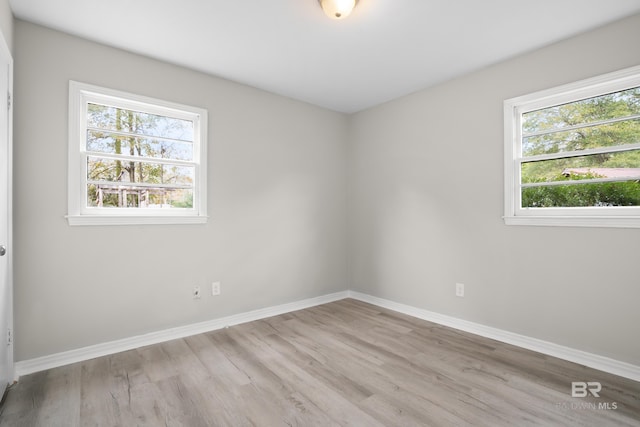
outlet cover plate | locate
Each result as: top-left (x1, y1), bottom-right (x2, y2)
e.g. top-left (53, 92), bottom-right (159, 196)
top-left (212, 282), bottom-right (221, 296)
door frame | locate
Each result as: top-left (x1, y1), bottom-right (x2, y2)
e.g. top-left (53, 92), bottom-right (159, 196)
top-left (0, 29), bottom-right (14, 390)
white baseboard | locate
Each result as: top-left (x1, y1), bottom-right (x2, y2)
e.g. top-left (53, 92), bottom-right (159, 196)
top-left (347, 290), bottom-right (640, 383)
top-left (15, 289), bottom-right (640, 383)
top-left (14, 291), bottom-right (349, 379)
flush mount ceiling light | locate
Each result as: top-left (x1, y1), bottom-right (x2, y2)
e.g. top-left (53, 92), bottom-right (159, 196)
top-left (318, 0), bottom-right (359, 20)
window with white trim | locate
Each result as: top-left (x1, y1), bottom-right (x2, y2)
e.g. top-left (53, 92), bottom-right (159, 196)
top-left (68, 81), bottom-right (207, 225)
top-left (504, 66), bottom-right (640, 228)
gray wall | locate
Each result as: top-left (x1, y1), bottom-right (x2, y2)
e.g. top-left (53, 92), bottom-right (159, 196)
top-left (349, 13), bottom-right (640, 366)
top-left (0, 0), bottom-right (12, 53)
top-left (13, 21), bottom-right (348, 361)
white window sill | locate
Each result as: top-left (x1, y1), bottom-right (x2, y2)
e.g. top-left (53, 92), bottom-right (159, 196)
top-left (504, 215), bottom-right (640, 229)
top-left (66, 215), bottom-right (208, 226)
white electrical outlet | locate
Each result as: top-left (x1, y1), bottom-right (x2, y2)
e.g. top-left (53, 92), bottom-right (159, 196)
top-left (193, 286), bottom-right (201, 299)
top-left (212, 281), bottom-right (221, 296)
top-left (455, 283), bottom-right (465, 297)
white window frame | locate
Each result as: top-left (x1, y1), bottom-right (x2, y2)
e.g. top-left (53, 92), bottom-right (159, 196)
top-left (67, 81), bottom-right (208, 225)
top-left (504, 65), bottom-right (640, 228)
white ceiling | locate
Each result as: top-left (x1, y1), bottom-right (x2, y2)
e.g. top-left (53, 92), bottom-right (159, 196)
top-left (9, 0), bottom-right (640, 113)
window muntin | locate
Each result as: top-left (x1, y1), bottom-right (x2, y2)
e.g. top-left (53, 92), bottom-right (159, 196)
top-left (504, 66), bottom-right (640, 227)
top-left (87, 130), bottom-right (194, 161)
top-left (68, 82), bottom-right (207, 225)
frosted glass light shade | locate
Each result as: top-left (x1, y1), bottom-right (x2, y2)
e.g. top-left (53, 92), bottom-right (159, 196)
top-left (319, 0), bottom-right (358, 20)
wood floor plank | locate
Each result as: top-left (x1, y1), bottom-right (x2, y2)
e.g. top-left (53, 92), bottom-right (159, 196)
top-left (222, 325), bottom-right (386, 427)
top-left (36, 364), bottom-right (82, 427)
top-left (2, 299), bottom-right (639, 426)
top-left (183, 333), bottom-right (251, 387)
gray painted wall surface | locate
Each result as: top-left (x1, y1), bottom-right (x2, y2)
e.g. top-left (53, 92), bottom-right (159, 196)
top-left (348, 13), bottom-right (640, 365)
top-left (13, 21), bottom-right (348, 361)
top-left (0, 0), bottom-right (12, 53)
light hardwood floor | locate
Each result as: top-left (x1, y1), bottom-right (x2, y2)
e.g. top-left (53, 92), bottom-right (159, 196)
top-left (1, 299), bottom-right (639, 426)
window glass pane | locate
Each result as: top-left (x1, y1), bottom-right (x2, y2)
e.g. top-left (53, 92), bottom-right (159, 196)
top-left (87, 130), bottom-right (193, 161)
top-left (521, 150), bottom-right (640, 183)
top-left (523, 86), bottom-right (640, 135)
top-left (87, 103), bottom-right (194, 142)
top-left (87, 157), bottom-right (194, 186)
top-left (522, 118), bottom-right (640, 157)
top-left (87, 185), bottom-right (193, 209)
top-left (522, 181), bottom-right (640, 208)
